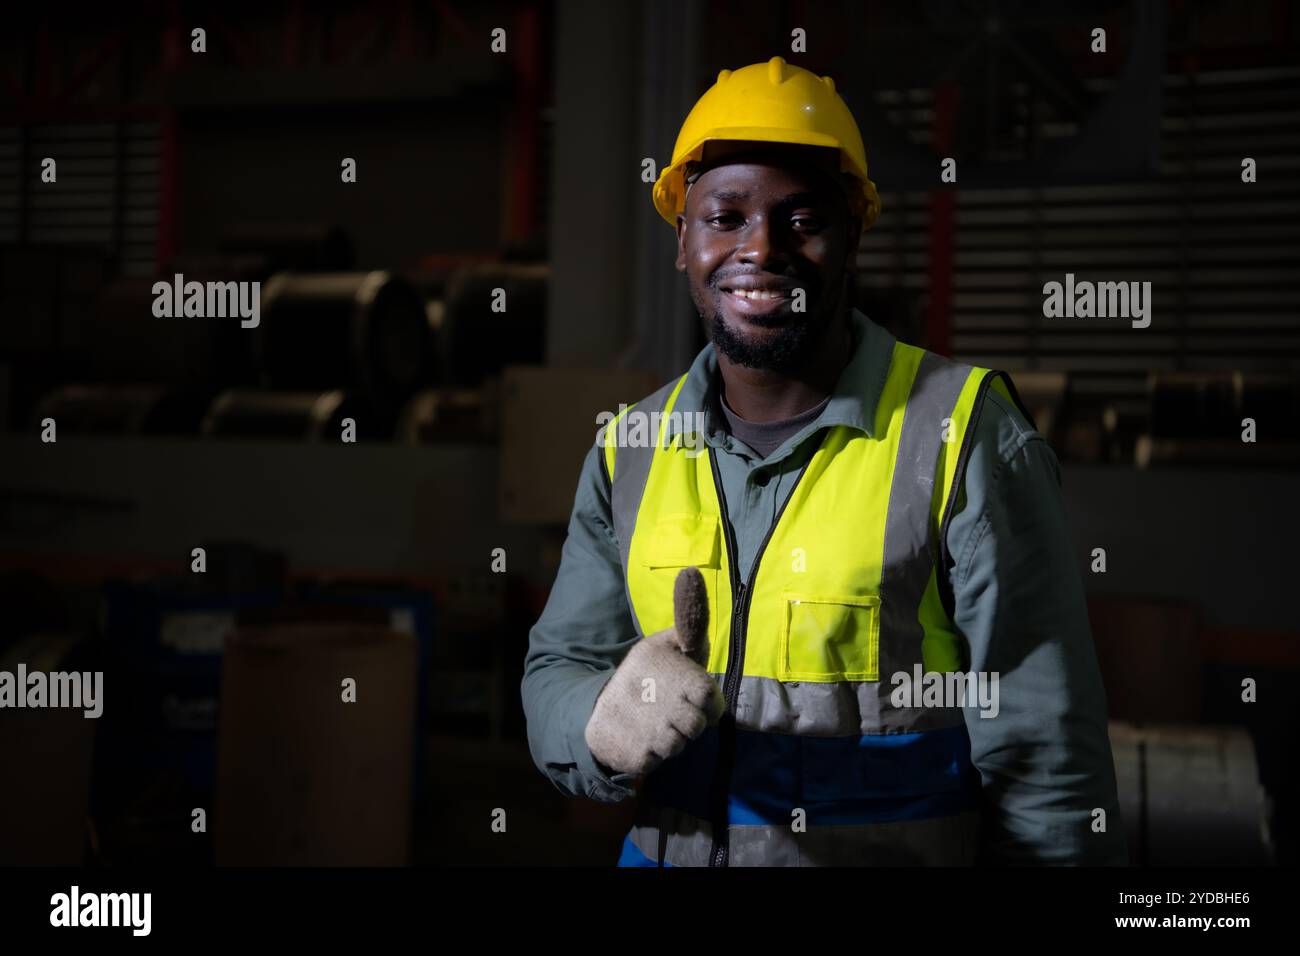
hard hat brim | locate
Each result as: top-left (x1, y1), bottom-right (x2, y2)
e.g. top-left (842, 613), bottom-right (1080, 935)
top-left (653, 127), bottom-right (875, 226)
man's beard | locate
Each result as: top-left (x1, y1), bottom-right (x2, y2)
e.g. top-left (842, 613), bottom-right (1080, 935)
top-left (697, 279), bottom-right (843, 373)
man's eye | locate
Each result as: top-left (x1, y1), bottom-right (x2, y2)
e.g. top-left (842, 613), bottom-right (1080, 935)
top-left (793, 216), bottom-right (823, 231)
top-left (706, 213), bottom-right (741, 227)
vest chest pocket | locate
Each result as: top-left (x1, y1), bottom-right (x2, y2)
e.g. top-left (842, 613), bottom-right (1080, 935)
top-left (637, 513), bottom-right (722, 657)
top-left (779, 593), bottom-right (880, 682)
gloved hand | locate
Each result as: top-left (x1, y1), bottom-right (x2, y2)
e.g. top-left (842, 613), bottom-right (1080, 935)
top-left (585, 566), bottom-right (726, 776)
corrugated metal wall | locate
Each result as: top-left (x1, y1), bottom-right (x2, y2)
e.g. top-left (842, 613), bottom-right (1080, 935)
top-left (860, 64), bottom-right (1300, 422)
top-left (1, 121), bottom-right (160, 276)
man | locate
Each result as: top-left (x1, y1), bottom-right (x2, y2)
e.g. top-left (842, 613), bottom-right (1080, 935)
top-left (522, 57), bottom-right (1125, 867)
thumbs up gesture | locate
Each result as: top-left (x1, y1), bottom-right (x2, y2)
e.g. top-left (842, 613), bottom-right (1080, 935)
top-left (584, 567), bottom-right (726, 776)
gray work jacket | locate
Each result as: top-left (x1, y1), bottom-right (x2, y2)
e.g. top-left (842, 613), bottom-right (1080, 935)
top-left (521, 308), bottom-right (1128, 865)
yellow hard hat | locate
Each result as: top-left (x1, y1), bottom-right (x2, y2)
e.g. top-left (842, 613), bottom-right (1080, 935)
top-left (653, 56), bottom-right (881, 229)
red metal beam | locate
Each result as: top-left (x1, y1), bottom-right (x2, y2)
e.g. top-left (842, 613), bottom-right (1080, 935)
top-left (162, 0), bottom-right (185, 74)
top-left (32, 22), bottom-right (53, 103)
top-left (340, 9), bottom-right (388, 67)
top-left (53, 32), bottom-right (126, 106)
top-left (506, 1), bottom-right (542, 243)
top-left (396, 0), bottom-right (416, 60)
top-left (0, 68), bottom-right (28, 105)
top-left (283, 0), bottom-right (304, 68)
top-left (159, 108), bottom-right (178, 275)
top-left (434, 0), bottom-right (475, 47)
top-left (159, 1), bottom-right (182, 274)
top-left (211, 16), bottom-right (259, 68)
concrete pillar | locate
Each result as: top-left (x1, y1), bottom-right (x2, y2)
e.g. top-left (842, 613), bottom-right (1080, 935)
top-left (546, 0), bottom-right (701, 378)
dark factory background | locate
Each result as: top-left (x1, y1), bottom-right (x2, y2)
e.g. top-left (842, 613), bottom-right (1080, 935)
top-left (0, 0), bottom-right (1296, 868)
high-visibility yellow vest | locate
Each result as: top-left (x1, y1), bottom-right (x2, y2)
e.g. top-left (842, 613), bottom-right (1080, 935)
top-left (602, 337), bottom-right (1028, 867)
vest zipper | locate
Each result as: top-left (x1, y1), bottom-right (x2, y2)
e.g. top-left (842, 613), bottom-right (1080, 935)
top-left (706, 446), bottom-right (812, 867)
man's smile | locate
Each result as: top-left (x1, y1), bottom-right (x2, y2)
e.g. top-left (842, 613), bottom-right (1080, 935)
top-left (716, 274), bottom-right (805, 319)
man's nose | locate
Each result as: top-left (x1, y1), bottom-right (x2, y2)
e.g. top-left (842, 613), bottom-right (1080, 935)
top-left (736, 217), bottom-right (787, 268)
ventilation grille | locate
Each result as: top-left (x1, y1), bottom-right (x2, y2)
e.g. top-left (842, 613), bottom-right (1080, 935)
top-left (859, 65), bottom-right (1300, 420)
top-left (1, 121), bottom-right (160, 278)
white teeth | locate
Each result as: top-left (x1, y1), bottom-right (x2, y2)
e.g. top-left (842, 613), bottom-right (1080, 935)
top-left (728, 289), bottom-right (786, 300)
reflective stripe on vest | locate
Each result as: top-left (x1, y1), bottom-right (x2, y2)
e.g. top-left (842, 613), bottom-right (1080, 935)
top-left (625, 806), bottom-right (981, 867)
top-left (601, 339), bottom-right (1015, 866)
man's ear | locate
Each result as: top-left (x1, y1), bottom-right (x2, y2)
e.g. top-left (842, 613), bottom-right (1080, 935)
top-left (844, 212), bottom-right (863, 268)
top-left (675, 214), bottom-right (687, 271)
top-left (841, 213), bottom-right (863, 308)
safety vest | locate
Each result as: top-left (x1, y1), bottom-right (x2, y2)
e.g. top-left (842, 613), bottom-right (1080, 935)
top-left (601, 336), bottom-right (1032, 866)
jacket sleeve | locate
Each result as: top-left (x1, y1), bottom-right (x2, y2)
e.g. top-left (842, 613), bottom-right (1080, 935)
top-left (520, 435), bottom-right (642, 803)
top-left (946, 385), bottom-right (1129, 865)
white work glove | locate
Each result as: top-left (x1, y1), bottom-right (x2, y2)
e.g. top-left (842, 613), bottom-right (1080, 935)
top-left (585, 566), bottom-right (726, 776)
